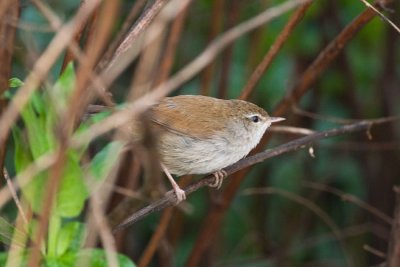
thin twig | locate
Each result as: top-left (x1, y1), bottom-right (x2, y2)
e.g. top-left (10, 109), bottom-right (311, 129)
top-left (85, 0), bottom-right (191, 109)
top-left (239, 0), bottom-right (312, 100)
top-left (104, 0), bottom-right (169, 72)
top-left (5, 199), bottom-right (31, 267)
top-left (128, 4), bottom-right (168, 99)
top-left (59, 0), bottom-right (98, 73)
top-left (269, 125), bottom-right (315, 135)
top-left (0, 152), bottom-right (57, 209)
top-left (2, 169), bottom-right (28, 225)
top-left (154, 0), bottom-right (191, 86)
top-left (0, 0), bottom-right (103, 147)
top-left (364, 244), bottom-right (386, 259)
top-left (31, 0), bottom-right (115, 107)
top-left (293, 104), bottom-right (400, 125)
top-left (27, 149), bottom-right (67, 267)
top-left (113, 120), bottom-right (373, 231)
top-left (199, 0), bottom-right (225, 96)
top-left (324, 141), bottom-right (400, 151)
top-left (358, 0), bottom-right (400, 33)
top-left (90, 193), bottom-right (119, 267)
top-left (137, 207), bottom-right (174, 267)
top-left (302, 181), bottom-right (393, 225)
top-left (100, 0), bottom-right (148, 69)
top-left (242, 187), bottom-right (353, 267)
top-left (66, 0), bottom-right (120, 127)
top-left (289, 223), bottom-right (372, 255)
top-left (387, 186), bottom-right (400, 267)
top-left (274, 0), bottom-right (393, 116)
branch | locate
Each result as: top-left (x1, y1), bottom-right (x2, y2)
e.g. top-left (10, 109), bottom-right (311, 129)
top-left (387, 187), bottom-right (400, 267)
top-left (239, 1), bottom-right (312, 100)
top-left (274, 0), bottom-right (394, 116)
top-left (0, 0), bottom-right (103, 147)
top-left (113, 120), bottom-right (372, 232)
top-left (0, 0), bottom-right (18, 182)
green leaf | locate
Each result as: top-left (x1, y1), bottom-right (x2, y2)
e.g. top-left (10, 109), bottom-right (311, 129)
top-left (56, 249), bottom-right (136, 267)
top-left (55, 152), bottom-right (88, 217)
top-left (13, 128), bottom-right (86, 217)
top-left (13, 127), bottom-right (48, 213)
top-left (89, 141), bottom-right (124, 182)
top-left (9, 78), bottom-right (24, 88)
top-left (22, 172), bottom-right (48, 214)
top-left (76, 108), bottom-right (114, 154)
top-left (0, 253), bottom-right (7, 266)
top-left (31, 89), bottom-right (46, 115)
top-left (0, 251), bottom-right (30, 267)
top-left (45, 108), bottom-right (57, 152)
top-left (51, 62), bottom-right (75, 110)
top-left (20, 93), bottom-right (51, 159)
top-left (2, 89), bottom-right (12, 99)
top-left (12, 127), bottom-right (32, 173)
top-left (56, 221), bottom-right (84, 257)
top-left (4, 78), bottom-right (23, 100)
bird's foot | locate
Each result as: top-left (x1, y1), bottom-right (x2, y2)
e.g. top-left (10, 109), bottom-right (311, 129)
top-left (209, 170), bottom-right (227, 189)
top-left (173, 186), bottom-right (186, 202)
top-left (161, 163), bottom-right (186, 203)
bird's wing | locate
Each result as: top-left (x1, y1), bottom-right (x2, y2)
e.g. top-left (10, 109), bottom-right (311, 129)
top-left (149, 96), bottom-right (229, 139)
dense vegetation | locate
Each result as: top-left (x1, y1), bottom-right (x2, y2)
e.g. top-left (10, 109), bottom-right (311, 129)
top-left (0, 0), bottom-right (399, 266)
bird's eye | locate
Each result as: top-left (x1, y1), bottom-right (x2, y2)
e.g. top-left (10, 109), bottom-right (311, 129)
top-left (250, 115), bottom-right (260, 123)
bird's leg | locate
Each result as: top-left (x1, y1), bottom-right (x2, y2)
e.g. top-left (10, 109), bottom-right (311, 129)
top-left (209, 169), bottom-right (227, 189)
top-left (160, 163), bottom-right (186, 202)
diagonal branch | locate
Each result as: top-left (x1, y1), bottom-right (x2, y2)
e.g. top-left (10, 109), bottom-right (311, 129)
top-left (274, 0), bottom-right (394, 116)
top-left (387, 187), bottom-right (400, 267)
top-left (239, 1), bottom-right (312, 100)
top-left (113, 120), bottom-right (375, 232)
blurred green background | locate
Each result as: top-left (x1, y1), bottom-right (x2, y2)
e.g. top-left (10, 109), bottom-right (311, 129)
top-left (3, 0), bottom-right (400, 266)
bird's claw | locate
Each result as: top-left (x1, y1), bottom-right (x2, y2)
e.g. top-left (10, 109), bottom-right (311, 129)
top-left (209, 170), bottom-right (227, 189)
top-left (174, 187), bottom-right (186, 203)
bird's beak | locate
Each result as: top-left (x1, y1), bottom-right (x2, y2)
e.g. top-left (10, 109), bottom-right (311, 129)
top-left (269, 117), bottom-right (285, 123)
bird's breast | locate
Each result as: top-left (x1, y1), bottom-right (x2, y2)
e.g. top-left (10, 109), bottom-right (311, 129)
top-left (158, 131), bottom-right (257, 176)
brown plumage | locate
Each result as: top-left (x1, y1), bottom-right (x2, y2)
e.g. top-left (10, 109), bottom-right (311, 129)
top-left (92, 95), bottom-right (284, 202)
top-left (148, 95), bottom-right (269, 139)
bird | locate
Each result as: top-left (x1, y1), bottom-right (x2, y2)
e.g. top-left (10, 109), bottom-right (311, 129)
top-left (123, 95), bottom-right (285, 202)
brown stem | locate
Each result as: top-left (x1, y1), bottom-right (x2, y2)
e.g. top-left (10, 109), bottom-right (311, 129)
top-left (274, 0), bottom-right (393, 117)
top-left (239, 1), bottom-right (312, 100)
top-left (27, 148), bottom-right (67, 267)
top-left (217, 0), bottom-right (241, 99)
top-left (99, 0), bottom-right (147, 70)
top-left (199, 0), bottom-right (225, 96)
top-left (154, 1), bottom-right (191, 86)
top-left (60, 0), bottom-right (99, 73)
top-left (137, 207), bottom-right (174, 267)
top-left (0, 0), bottom-right (19, 181)
top-left (102, 0), bottom-right (169, 72)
